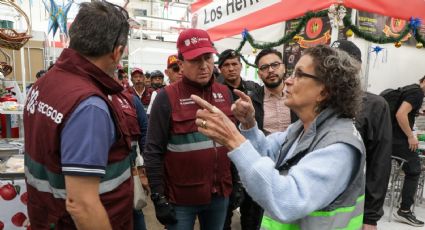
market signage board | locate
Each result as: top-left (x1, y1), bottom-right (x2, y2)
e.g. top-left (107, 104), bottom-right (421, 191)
top-left (190, 0), bottom-right (337, 41)
top-left (191, 0), bottom-right (425, 41)
top-left (356, 11), bottom-right (425, 47)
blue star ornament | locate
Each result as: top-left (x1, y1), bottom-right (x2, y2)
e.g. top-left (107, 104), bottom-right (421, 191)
top-left (43, 0), bottom-right (73, 37)
top-left (57, 1), bottom-right (73, 36)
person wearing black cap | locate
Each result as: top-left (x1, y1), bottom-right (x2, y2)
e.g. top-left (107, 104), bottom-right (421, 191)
top-left (331, 40), bottom-right (394, 229)
top-left (150, 70), bottom-right (165, 90)
top-left (218, 49), bottom-right (263, 230)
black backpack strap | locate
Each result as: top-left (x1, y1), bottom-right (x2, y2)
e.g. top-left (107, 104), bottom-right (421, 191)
top-left (277, 150), bottom-right (309, 172)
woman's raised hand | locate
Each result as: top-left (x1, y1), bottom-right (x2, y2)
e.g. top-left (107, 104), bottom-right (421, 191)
top-left (231, 89), bottom-right (256, 129)
top-left (191, 94), bottom-right (246, 150)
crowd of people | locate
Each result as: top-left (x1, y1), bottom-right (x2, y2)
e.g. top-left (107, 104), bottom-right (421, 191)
top-left (22, 1), bottom-right (424, 230)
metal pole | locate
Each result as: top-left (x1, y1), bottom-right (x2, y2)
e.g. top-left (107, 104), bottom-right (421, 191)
top-left (20, 47), bottom-right (26, 97)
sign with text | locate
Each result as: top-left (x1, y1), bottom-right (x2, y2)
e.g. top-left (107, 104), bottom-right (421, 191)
top-left (191, 0), bottom-right (337, 41)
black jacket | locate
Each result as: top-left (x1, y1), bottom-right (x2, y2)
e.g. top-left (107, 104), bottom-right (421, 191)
top-left (355, 92), bottom-right (392, 225)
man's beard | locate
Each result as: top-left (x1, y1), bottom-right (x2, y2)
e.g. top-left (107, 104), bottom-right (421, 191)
top-left (263, 76), bottom-right (283, 89)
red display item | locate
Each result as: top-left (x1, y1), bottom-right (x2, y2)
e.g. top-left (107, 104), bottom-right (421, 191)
top-left (0, 183), bottom-right (18, 200)
top-left (0, 220), bottom-right (4, 230)
top-left (20, 192), bottom-right (28, 205)
top-left (11, 212), bottom-right (28, 227)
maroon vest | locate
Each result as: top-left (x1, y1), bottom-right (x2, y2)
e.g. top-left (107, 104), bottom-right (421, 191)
top-left (163, 77), bottom-right (234, 205)
top-left (125, 86), bottom-right (154, 106)
top-left (24, 49), bottom-right (139, 229)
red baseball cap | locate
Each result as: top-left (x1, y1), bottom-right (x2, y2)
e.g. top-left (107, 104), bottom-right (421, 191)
top-left (131, 67), bottom-right (144, 75)
top-left (167, 54), bottom-right (179, 68)
top-left (177, 29), bottom-right (217, 60)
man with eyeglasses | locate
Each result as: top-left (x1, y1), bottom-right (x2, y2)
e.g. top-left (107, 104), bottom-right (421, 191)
top-left (23, 2), bottom-right (139, 229)
top-left (144, 28), bottom-right (234, 230)
top-left (253, 48), bottom-right (297, 137)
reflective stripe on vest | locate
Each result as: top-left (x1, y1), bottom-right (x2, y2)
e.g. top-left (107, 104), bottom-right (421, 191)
top-left (167, 132), bottom-right (223, 152)
top-left (261, 195), bottom-right (364, 230)
top-left (25, 153), bottom-right (131, 199)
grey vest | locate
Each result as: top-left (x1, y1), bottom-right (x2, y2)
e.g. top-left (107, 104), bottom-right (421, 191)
top-left (262, 108), bottom-right (366, 230)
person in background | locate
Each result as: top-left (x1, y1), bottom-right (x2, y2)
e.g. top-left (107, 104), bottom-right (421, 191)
top-left (165, 54), bottom-right (183, 84)
top-left (23, 2), bottom-right (138, 229)
top-left (114, 67), bottom-right (149, 230)
top-left (144, 28), bottom-right (234, 230)
top-left (146, 55), bottom-right (183, 116)
top-left (331, 39), bottom-right (393, 230)
top-left (391, 75), bottom-right (425, 227)
top-left (253, 48), bottom-right (297, 136)
top-left (27, 70), bottom-right (46, 92)
top-left (150, 70), bottom-right (166, 90)
top-left (192, 45), bottom-right (366, 230)
top-left (144, 71), bottom-right (152, 88)
top-left (126, 67), bottom-right (154, 110)
top-left (117, 64), bottom-right (130, 89)
top-left (217, 49), bottom-right (262, 230)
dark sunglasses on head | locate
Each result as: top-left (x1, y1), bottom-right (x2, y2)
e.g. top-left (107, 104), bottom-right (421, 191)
top-left (103, 0), bottom-right (130, 52)
top-left (171, 65), bottom-right (180, 73)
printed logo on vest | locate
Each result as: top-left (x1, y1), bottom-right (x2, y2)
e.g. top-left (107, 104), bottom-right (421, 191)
top-left (26, 87), bottom-right (64, 124)
top-left (212, 92), bottom-right (225, 103)
top-left (180, 98), bottom-right (195, 105)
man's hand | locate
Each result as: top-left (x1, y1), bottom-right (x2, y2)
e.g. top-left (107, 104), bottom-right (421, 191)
top-left (65, 175), bottom-right (112, 230)
top-left (151, 194), bottom-right (177, 225)
top-left (231, 89), bottom-right (256, 129)
top-left (191, 94), bottom-right (246, 150)
top-left (408, 134), bottom-right (419, 152)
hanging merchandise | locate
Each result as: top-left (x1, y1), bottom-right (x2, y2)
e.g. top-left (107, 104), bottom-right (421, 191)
top-left (42, 0), bottom-right (74, 37)
top-left (369, 46), bottom-right (387, 67)
top-left (0, 0), bottom-right (32, 50)
top-left (0, 49), bottom-right (12, 76)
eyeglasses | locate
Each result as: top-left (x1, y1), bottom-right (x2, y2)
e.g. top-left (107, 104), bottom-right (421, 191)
top-left (171, 65), bottom-right (180, 73)
top-left (258, 62), bottom-right (283, 72)
top-left (289, 70), bottom-right (322, 82)
top-left (103, 1), bottom-right (129, 52)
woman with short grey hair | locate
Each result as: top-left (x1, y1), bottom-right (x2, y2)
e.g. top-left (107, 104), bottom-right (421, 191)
top-left (191, 45), bottom-right (366, 230)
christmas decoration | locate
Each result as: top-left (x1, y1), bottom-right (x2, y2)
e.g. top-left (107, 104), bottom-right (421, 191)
top-left (395, 41), bottom-right (402, 47)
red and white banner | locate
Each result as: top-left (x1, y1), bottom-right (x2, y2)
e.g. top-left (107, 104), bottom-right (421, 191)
top-left (190, 0), bottom-right (337, 41)
top-left (345, 0), bottom-right (425, 23)
top-left (191, 0), bottom-right (425, 41)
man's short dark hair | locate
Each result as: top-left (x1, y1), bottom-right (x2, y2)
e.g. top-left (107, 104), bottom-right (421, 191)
top-left (36, 70), bottom-right (46, 79)
top-left (420, 75), bottom-right (425, 84)
top-left (218, 49), bottom-right (240, 68)
top-left (254, 48), bottom-right (283, 66)
top-left (69, 1), bottom-right (129, 58)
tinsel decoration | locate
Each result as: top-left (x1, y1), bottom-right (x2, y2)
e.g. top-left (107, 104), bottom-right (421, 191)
top-left (409, 17), bottom-right (422, 36)
top-left (346, 29), bottom-right (353, 37)
top-left (328, 4), bottom-right (346, 28)
top-left (226, 9), bottom-right (424, 68)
